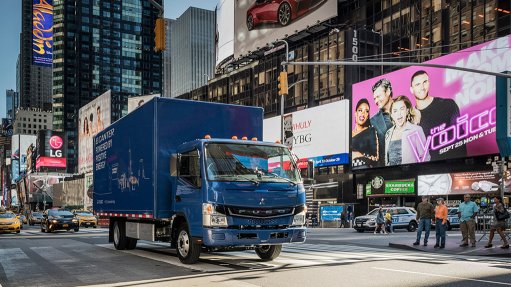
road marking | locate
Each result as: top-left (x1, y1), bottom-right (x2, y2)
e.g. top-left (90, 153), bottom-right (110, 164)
top-left (372, 267), bottom-right (511, 286)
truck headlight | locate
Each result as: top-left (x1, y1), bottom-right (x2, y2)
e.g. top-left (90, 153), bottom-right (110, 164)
top-left (292, 213), bottom-right (306, 226)
top-left (203, 203), bottom-right (228, 227)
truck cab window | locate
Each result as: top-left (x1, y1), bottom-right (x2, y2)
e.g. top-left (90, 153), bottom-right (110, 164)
top-left (179, 150), bottom-right (202, 187)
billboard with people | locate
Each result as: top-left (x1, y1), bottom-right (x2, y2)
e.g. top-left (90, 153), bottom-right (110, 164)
top-left (351, 35), bottom-right (511, 169)
top-left (78, 90), bottom-right (111, 174)
top-left (234, 0), bottom-right (337, 59)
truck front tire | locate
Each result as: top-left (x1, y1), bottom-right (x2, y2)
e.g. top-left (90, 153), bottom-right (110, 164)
top-left (176, 224), bottom-right (201, 264)
top-left (113, 221), bottom-right (127, 250)
top-left (255, 244), bottom-right (282, 261)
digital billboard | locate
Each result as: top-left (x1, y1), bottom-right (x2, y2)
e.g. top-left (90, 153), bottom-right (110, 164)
top-left (234, 0), bottom-right (337, 59)
top-left (36, 130), bottom-right (66, 170)
top-left (351, 35), bottom-right (511, 170)
top-left (418, 171), bottom-right (510, 196)
top-left (263, 100), bottom-right (349, 167)
top-left (32, 0), bottom-right (53, 67)
top-left (78, 90), bottom-right (112, 174)
top-left (216, 0), bottom-right (234, 68)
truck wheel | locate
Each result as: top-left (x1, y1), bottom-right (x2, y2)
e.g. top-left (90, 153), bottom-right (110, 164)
top-left (407, 221), bottom-right (418, 232)
top-left (255, 245), bottom-right (282, 261)
top-left (176, 224), bottom-right (201, 264)
top-left (126, 237), bottom-right (138, 250)
top-left (113, 221), bottom-right (127, 250)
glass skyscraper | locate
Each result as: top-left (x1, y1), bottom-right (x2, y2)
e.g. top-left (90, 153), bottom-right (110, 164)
top-left (52, 0), bottom-right (163, 173)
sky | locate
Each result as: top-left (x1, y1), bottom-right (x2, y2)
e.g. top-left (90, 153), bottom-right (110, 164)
top-left (0, 0), bottom-right (218, 119)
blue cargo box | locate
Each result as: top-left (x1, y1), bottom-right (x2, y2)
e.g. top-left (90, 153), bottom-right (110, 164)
top-left (93, 98), bottom-right (263, 218)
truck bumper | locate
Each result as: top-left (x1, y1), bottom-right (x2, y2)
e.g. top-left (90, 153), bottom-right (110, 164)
top-left (202, 227), bottom-right (307, 246)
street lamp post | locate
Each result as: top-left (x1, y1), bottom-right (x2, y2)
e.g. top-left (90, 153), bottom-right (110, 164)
top-left (272, 39), bottom-right (290, 144)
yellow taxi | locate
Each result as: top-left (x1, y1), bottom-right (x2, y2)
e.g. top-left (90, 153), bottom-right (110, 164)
top-left (73, 211), bottom-right (98, 228)
top-left (0, 210), bottom-right (21, 234)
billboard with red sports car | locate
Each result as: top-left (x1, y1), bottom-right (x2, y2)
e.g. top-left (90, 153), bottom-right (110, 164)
top-left (234, 0), bottom-right (337, 58)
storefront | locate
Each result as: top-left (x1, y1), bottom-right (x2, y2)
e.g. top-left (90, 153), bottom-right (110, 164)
top-left (364, 179), bottom-right (416, 212)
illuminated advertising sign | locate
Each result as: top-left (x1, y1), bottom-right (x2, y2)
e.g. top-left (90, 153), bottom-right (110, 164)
top-left (78, 90), bottom-right (112, 174)
top-left (418, 171), bottom-right (510, 196)
top-left (36, 130), bottom-right (66, 170)
top-left (351, 35), bottom-right (511, 169)
top-left (263, 100), bottom-right (349, 168)
top-left (32, 0), bottom-right (53, 67)
top-left (234, 0), bottom-right (337, 59)
top-left (127, 94), bottom-right (159, 113)
top-left (366, 180), bottom-right (415, 196)
top-left (320, 205), bottom-right (343, 221)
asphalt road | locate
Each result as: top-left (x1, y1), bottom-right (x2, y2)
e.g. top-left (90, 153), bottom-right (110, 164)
top-left (1, 225), bottom-right (510, 287)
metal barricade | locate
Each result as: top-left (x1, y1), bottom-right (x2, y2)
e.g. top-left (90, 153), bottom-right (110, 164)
top-left (476, 213), bottom-right (493, 242)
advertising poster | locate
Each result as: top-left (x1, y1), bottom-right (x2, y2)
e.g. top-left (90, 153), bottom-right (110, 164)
top-left (234, 0), bottom-right (337, 59)
top-left (216, 0), bottom-right (234, 68)
top-left (320, 205), bottom-right (343, 221)
top-left (263, 100), bottom-right (349, 167)
top-left (418, 171), bottom-right (510, 196)
top-left (78, 90), bottom-right (111, 174)
top-left (351, 35), bottom-right (511, 170)
top-left (84, 173), bottom-right (93, 209)
top-left (11, 134), bottom-right (37, 183)
top-left (32, 0), bottom-right (53, 66)
top-left (127, 94), bottom-right (159, 113)
top-left (366, 180), bottom-right (415, 196)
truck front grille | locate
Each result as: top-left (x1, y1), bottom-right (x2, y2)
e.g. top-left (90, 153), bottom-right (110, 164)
top-left (227, 206), bottom-right (293, 218)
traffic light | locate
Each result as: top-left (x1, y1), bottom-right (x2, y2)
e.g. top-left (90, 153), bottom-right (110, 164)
top-left (278, 71), bottom-right (288, 95)
top-left (154, 18), bottom-right (166, 52)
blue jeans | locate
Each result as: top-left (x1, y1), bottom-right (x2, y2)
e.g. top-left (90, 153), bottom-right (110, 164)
top-left (435, 219), bottom-right (446, 246)
top-left (416, 218), bottom-right (431, 243)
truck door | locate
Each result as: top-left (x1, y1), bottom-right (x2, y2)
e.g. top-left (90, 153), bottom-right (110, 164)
top-left (175, 149), bottom-right (203, 237)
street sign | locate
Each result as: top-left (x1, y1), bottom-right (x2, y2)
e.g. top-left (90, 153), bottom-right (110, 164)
top-left (496, 71), bottom-right (511, 156)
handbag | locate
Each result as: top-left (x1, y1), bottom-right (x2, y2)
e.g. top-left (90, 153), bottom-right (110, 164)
top-left (496, 208), bottom-right (510, 221)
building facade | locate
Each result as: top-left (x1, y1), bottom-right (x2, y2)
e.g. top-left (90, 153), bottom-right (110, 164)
top-left (13, 108), bottom-right (53, 136)
top-left (177, 0), bottom-right (510, 216)
top-left (163, 18), bottom-right (174, 97)
top-left (6, 90), bottom-right (19, 120)
top-left (170, 7), bottom-right (215, 98)
top-left (52, 0), bottom-right (163, 173)
top-left (19, 0), bottom-right (53, 111)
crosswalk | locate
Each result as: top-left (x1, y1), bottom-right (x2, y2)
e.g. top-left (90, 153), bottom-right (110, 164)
top-left (0, 227), bottom-right (108, 239)
top-left (2, 238), bottom-right (511, 287)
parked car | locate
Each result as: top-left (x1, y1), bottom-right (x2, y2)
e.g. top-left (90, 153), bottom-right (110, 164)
top-left (431, 207), bottom-right (460, 231)
top-left (0, 210), bottom-right (21, 234)
top-left (246, 0), bottom-right (327, 30)
top-left (73, 211), bottom-right (97, 228)
top-left (29, 212), bottom-right (44, 226)
top-left (41, 209), bottom-right (79, 233)
top-left (353, 207), bottom-right (418, 233)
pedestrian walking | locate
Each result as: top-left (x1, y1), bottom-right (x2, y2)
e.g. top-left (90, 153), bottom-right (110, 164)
top-left (434, 198), bottom-right (448, 248)
top-left (484, 196), bottom-right (509, 249)
top-left (385, 210), bottom-right (393, 233)
top-left (374, 207), bottom-right (387, 234)
top-left (340, 210), bottom-right (347, 228)
top-left (413, 196), bottom-right (434, 246)
top-left (458, 194), bottom-right (479, 247)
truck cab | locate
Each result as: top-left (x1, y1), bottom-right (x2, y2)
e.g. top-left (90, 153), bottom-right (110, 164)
top-left (170, 138), bottom-right (307, 263)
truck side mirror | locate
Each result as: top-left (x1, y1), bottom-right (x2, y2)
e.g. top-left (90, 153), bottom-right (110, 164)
top-left (170, 154), bottom-right (178, 176)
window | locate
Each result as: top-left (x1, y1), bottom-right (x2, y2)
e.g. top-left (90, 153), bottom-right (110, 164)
top-left (178, 150), bottom-right (201, 187)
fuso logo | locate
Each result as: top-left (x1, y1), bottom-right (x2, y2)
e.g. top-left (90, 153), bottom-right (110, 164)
top-left (49, 136), bottom-right (63, 149)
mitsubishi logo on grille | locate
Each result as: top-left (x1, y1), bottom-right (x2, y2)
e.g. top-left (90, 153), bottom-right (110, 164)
top-left (259, 197), bottom-right (265, 206)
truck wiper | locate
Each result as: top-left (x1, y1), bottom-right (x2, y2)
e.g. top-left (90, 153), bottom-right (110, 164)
top-left (235, 174), bottom-right (260, 185)
top-left (268, 173), bottom-right (297, 186)
top-left (213, 174), bottom-right (259, 185)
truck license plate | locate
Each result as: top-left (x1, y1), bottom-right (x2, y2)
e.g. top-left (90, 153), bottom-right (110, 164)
top-left (63, 224), bottom-right (68, 227)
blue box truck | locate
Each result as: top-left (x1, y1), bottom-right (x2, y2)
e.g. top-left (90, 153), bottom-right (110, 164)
top-left (93, 98), bottom-right (307, 264)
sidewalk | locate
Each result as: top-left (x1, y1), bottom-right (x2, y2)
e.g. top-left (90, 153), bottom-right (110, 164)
top-left (389, 236), bottom-right (511, 258)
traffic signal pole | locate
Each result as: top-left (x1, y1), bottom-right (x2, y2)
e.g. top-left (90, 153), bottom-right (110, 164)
top-left (273, 40), bottom-right (290, 144)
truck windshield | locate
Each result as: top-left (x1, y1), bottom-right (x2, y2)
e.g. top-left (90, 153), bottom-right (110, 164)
top-left (205, 143), bottom-right (301, 184)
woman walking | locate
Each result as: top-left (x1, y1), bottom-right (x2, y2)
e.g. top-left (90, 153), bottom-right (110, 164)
top-left (484, 196), bottom-right (509, 249)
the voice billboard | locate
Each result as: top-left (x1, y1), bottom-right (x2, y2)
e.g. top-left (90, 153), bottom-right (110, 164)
top-left (263, 100), bottom-right (349, 168)
top-left (351, 35), bottom-right (511, 170)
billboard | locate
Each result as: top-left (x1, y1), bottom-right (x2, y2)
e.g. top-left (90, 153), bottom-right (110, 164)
top-left (216, 0), bottom-right (234, 68)
top-left (78, 90), bottom-right (112, 174)
top-left (11, 134), bottom-right (37, 183)
top-left (36, 130), bottom-right (66, 170)
top-left (351, 35), bottom-right (511, 170)
top-left (127, 94), bottom-right (159, 113)
top-left (263, 100), bottom-right (349, 167)
top-left (32, 0), bottom-right (53, 67)
top-left (366, 180), bottom-right (415, 196)
top-left (319, 205), bottom-right (343, 221)
top-left (234, 0), bottom-right (337, 59)
top-left (418, 171), bottom-right (510, 196)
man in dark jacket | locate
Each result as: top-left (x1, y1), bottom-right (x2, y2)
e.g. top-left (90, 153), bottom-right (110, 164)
top-left (413, 196), bottom-right (435, 246)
